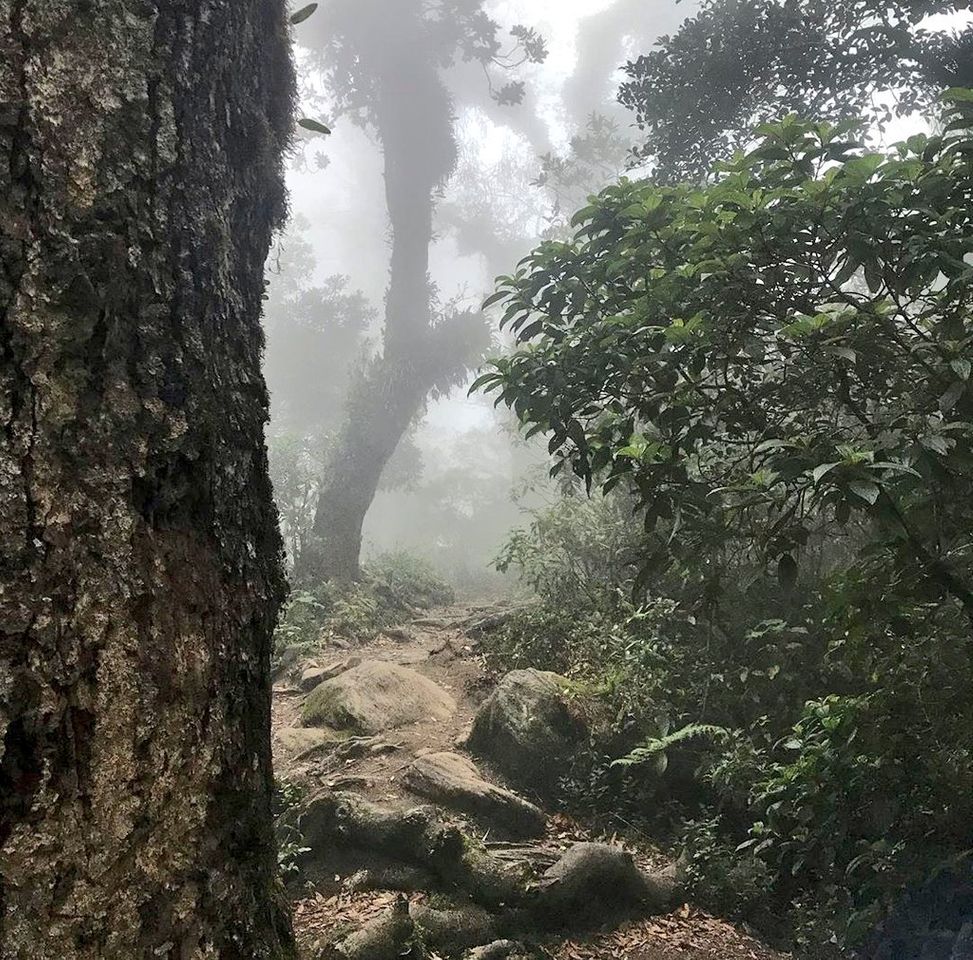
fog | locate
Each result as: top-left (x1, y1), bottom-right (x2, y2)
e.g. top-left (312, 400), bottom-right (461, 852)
top-left (263, 0), bottom-right (971, 588)
top-left (263, 0), bottom-right (698, 586)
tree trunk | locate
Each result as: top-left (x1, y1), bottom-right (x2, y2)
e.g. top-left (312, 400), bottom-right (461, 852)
top-left (297, 0), bottom-right (469, 583)
top-left (0, 2), bottom-right (295, 957)
top-left (301, 355), bottom-right (428, 582)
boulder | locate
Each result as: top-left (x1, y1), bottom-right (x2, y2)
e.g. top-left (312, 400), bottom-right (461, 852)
top-left (465, 669), bottom-right (586, 795)
top-left (403, 752), bottom-right (546, 839)
top-left (302, 660), bottom-right (456, 734)
top-left (300, 656), bottom-right (362, 692)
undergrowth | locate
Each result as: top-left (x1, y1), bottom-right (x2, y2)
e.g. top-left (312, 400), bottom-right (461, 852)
top-left (273, 550), bottom-right (454, 665)
top-left (480, 493), bottom-right (973, 957)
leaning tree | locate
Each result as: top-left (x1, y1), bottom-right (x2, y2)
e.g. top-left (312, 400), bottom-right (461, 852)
top-left (295, 0), bottom-right (546, 582)
top-left (0, 1), bottom-right (296, 956)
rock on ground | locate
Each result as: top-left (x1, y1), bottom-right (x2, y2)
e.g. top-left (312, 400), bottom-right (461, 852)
top-left (403, 752), bottom-right (547, 839)
top-left (465, 669), bottom-right (586, 796)
top-left (303, 660), bottom-right (457, 734)
top-left (535, 843), bottom-right (676, 925)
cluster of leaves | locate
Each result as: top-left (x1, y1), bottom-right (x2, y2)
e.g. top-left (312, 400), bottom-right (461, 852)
top-left (619, 0), bottom-right (973, 182)
top-left (480, 97), bottom-right (973, 628)
top-left (273, 776), bottom-right (311, 879)
top-left (476, 97), bottom-right (973, 952)
top-left (495, 493), bottom-right (644, 603)
top-left (677, 816), bottom-right (774, 920)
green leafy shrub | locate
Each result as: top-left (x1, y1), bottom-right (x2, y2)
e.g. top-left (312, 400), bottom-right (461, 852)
top-left (678, 816), bottom-right (773, 919)
top-left (273, 776), bottom-right (310, 880)
top-left (367, 550), bottom-right (455, 610)
top-left (745, 685), bottom-right (973, 953)
top-left (476, 95), bottom-right (973, 951)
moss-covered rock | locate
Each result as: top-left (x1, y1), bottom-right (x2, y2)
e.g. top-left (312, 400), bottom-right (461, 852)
top-left (302, 660), bottom-right (456, 734)
top-left (465, 670), bottom-right (587, 797)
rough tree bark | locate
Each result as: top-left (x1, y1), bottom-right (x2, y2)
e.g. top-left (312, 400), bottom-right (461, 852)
top-left (0, 2), bottom-right (295, 957)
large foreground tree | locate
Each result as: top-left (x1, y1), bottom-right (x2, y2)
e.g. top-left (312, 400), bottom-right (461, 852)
top-left (0, 2), bottom-right (296, 956)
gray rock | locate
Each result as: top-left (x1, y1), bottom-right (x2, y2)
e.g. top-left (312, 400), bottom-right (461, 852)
top-left (465, 669), bottom-right (586, 795)
top-left (302, 660), bottom-right (456, 734)
top-left (535, 842), bottom-right (675, 923)
top-left (403, 752), bottom-right (546, 839)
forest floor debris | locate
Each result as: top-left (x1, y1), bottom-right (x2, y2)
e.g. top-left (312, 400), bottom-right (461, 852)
top-left (274, 604), bottom-right (790, 960)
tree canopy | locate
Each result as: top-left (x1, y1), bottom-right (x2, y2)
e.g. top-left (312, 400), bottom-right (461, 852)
top-left (619, 0), bottom-right (973, 181)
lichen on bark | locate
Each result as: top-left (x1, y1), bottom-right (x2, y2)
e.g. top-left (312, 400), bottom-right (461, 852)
top-left (0, 1), bottom-right (296, 957)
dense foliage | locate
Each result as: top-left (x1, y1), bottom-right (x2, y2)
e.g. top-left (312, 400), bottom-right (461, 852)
top-left (476, 96), bottom-right (973, 953)
top-left (619, 0), bottom-right (973, 181)
top-left (481, 96), bottom-right (973, 630)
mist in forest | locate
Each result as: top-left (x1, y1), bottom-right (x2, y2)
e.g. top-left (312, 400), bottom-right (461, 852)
top-left (261, 0), bottom-right (696, 588)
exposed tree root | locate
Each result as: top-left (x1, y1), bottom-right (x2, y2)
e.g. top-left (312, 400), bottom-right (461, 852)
top-left (319, 895), bottom-right (424, 960)
top-left (297, 791), bottom-right (528, 908)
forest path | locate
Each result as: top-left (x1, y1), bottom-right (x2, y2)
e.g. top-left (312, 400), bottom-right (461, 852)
top-left (273, 603), bottom-right (789, 960)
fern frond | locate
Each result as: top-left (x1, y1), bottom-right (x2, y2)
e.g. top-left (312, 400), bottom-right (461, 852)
top-left (611, 723), bottom-right (729, 768)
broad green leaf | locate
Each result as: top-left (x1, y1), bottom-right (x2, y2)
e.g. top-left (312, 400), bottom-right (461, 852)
top-left (940, 381), bottom-right (965, 413)
top-left (951, 358), bottom-right (971, 381)
top-left (812, 462), bottom-right (842, 484)
top-left (848, 480), bottom-right (880, 505)
top-left (290, 3), bottom-right (318, 23)
top-left (298, 118), bottom-right (331, 135)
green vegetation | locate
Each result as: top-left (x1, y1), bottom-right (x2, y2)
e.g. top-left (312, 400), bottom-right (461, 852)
top-left (619, 0), bottom-right (972, 182)
top-left (273, 551), bottom-right (454, 662)
top-left (273, 777), bottom-right (311, 880)
top-left (475, 95), bottom-right (973, 955)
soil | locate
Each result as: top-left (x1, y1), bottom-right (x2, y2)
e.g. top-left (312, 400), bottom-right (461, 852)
top-left (273, 604), bottom-right (791, 960)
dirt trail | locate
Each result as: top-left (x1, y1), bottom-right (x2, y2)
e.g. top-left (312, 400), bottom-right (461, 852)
top-left (273, 604), bottom-right (790, 960)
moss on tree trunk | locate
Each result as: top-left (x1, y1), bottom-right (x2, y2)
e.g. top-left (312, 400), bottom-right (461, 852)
top-left (296, 0), bottom-right (486, 585)
top-left (0, 1), bottom-right (296, 956)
